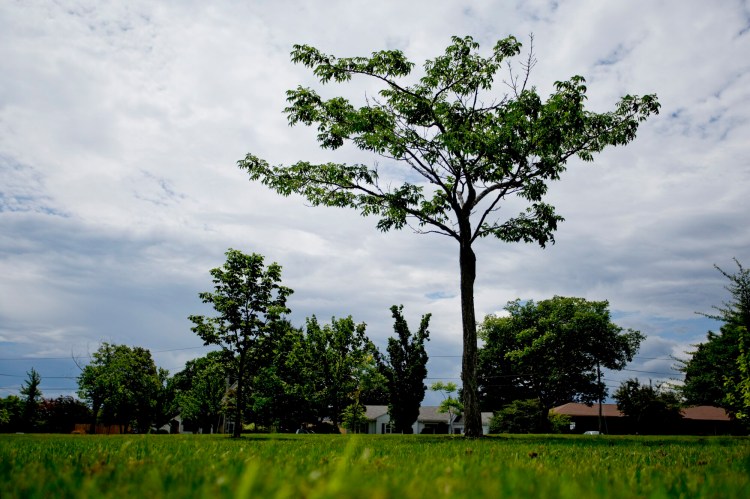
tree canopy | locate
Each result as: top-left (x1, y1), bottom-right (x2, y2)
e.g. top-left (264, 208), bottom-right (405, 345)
top-left (77, 343), bottom-right (166, 433)
top-left (173, 351), bottom-right (230, 433)
top-left (381, 305), bottom-right (431, 433)
top-left (478, 296), bottom-right (643, 420)
top-left (190, 248), bottom-right (293, 437)
top-left (20, 368), bottom-right (42, 432)
top-left (238, 35), bottom-right (659, 436)
top-left (614, 378), bottom-right (682, 435)
top-left (683, 259), bottom-right (750, 421)
top-left (305, 315), bottom-right (377, 432)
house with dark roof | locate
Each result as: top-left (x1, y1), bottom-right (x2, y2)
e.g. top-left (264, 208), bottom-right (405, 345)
top-left (551, 403), bottom-right (736, 435)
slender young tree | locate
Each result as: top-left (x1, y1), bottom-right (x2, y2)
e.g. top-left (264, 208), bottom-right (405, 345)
top-left (190, 249), bottom-right (293, 437)
top-left (20, 368), bottom-right (42, 432)
top-left (381, 305), bottom-right (431, 433)
top-left (239, 36), bottom-right (659, 436)
top-left (431, 381), bottom-right (463, 434)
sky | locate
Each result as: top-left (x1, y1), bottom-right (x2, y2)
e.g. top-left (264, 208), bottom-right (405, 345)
top-left (1, 0), bottom-right (749, 407)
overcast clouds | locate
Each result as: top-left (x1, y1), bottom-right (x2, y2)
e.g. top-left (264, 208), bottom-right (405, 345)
top-left (1, 0), bottom-right (749, 405)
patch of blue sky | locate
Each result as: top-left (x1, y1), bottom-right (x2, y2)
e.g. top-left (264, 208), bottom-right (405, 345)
top-left (425, 291), bottom-right (455, 300)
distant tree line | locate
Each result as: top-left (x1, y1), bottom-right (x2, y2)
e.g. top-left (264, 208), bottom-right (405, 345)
top-left (484, 259), bottom-right (750, 435)
top-left (3, 254), bottom-right (746, 436)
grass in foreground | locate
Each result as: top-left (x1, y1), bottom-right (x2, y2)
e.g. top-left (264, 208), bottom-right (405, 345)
top-left (1, 434), bottom-right (748, 498)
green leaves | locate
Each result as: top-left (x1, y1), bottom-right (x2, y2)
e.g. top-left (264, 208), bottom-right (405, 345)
top-left (243, 35), bottom-right (659, 246)
top-left (189, 249), bottom-right (293, 436)
top-left (383, 305), bottom-right (431, 433)
top-left (478, 297), bottom-right (644, 411)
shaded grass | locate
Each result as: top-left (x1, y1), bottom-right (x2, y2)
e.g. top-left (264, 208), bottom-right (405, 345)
top-left (1, 434), bottom-right (748, 498)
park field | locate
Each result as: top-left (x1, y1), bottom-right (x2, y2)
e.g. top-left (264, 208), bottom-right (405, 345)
top-left (1, 434), bottom-right (749, 498)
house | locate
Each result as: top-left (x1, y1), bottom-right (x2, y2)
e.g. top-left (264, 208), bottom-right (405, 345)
top-left (356, 405), bottom-right (493, 435)
top-left (551, 403), bottom-right (736, 435)
top-left (452, 412), bottom-right (494, 435)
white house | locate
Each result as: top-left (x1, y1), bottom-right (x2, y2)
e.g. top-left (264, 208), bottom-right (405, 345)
top-left (359, 405), bottom-right (492, 435)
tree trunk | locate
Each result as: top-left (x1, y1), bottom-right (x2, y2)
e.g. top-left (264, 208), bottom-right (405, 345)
top-left (597, 362), bottom-right (603, 434)
top-left (234, 352), bottom-right (245, 438)
top-left (459, 240), bottom-right (482, 437)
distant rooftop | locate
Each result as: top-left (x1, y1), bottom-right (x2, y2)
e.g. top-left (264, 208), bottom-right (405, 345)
top-left (552, 403), bottom-right (730, 421)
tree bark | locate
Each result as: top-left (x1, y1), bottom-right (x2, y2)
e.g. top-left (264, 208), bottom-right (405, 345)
top-left (234, 351), bottom-right (245, 438)
top-left (597, 362), bottom-right (603, 434)
top-left (460, 240), bottom-right (482, 437)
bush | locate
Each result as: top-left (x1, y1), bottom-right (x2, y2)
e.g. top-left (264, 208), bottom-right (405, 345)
top-left (490, 399), bottom-right (571, 434)
top-left (490, 399), bottom-right (546, 433)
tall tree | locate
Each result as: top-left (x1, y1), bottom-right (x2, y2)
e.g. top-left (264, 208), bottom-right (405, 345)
top-left (686, 259), bottom-right (750, 420)
top-left (77, 343), bottom-right (164, 433)
top-left (478, 297), bottom-right (643, 428)
top-left (380, 305), bottom-right (431, 433)
top-left (20, 368), bottom-right (42, 432)
top-left (679, 326), bottom-right (741, 407)
top-left (238, 36), bottom-right (659, 436)
top-left (190, 248), bottom-right (293, 437)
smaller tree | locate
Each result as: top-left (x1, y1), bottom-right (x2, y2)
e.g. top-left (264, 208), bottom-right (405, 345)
top-left (431, 382), bottom-right (463, 434)
top-left (38, 396), bottom-right (91, 433)
top-left (174, 351), bottom-right (229, 433)
top-left (341, 401), bottom-right (368, 433)
top-left (20, 368), bottom-right (42, 432)
top-left (77, 343), bottom-right (164, 433)
top-left (381, 305), bottom-right (431, 434)
top-left (478, 296), bottom-right (643, 430)
top-left (490, 399), bottom-right (545, 434)
top-left (190, 248), bottom-right (293, 438)
top-left (0, 395), bottom-right (24, 433)
top-left (614, 378), bottom-right (682, 434)
top-left (305, 315), bottom-right (376, 432)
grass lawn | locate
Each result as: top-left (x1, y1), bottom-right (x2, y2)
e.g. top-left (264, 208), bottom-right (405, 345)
top-left (1, 433), bottom-right (748, 498)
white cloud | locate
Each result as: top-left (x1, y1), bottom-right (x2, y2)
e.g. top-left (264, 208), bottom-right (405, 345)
top-left (1, 0), bottom-right (748, 399)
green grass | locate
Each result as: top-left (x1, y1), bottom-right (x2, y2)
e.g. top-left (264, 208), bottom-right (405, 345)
top-left (1, 434), bottom-right (748, 498)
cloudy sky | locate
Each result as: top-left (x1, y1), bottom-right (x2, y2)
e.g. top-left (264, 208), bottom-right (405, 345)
top-left (1, 0), bottom-right (749, 406)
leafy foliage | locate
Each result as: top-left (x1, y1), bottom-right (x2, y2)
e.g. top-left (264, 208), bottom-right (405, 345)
top-left (38, 396), bottom-right (91, 433)
top-left (431, 381), bottom-right (463, 433)
top-left (478, 297), bottom-right (643, 418)
top-left (614, 378), bottom-right (682, 435)
top-left (683, 259), bottom-right (750, 421)
top-left (173, 351), bottom-right (230, 433)
top-left (341, 401), bottom-right (368, 433)
top-left (381, 305), bottom-right (431, 433)
top-left (679, 326), bottom-right (741, 407)
top-left (0, 396), bottom-right (24, 433)
top-left (304, 315), bottom-right (377, 431)
top-left (20, 368), bottom-right (42, 432)
top-left (490, 399), bottom-right (546, 434)
top-left (77, 343), bottom-right (167, 433)
top-left (189, 248), bottom-right (293, 437)
top-left (238, 35), bottom-right (659, 436)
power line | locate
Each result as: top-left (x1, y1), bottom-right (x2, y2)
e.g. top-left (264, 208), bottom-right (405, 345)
top-left (0, 345), bottom-right (214, 362)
